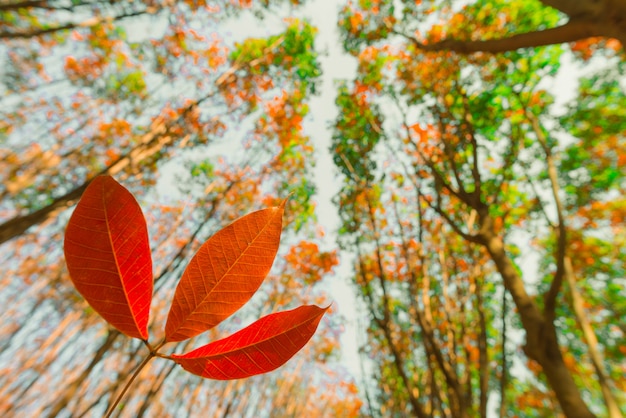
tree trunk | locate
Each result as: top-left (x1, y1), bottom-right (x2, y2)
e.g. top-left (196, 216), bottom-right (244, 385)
top-left (478, 216), bottom-right (595, 418)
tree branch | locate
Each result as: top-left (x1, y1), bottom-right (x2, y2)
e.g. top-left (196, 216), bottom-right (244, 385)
top-left (498, 289), bottom-right (508, 418)
top-left (539, 0), bottom-right (604, 19)
top-left (473, 268), bottom-right (489, 418)
top-left (45, 330), bottom-right (120, 417)
top-left (398, 20), bottom-right (602, 54)
top-left (392, 195), bottom-right (466, 416)
top-left (0, 1), bottom-right (49, 11)
top-left (423, 194), bottom-right (482, 244)
top-left (0, 9), bottom-right (152, 39)
top-left (525, 111), bottom-right (566, 318)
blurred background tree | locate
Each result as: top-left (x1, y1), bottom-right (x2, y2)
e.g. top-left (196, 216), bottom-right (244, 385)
top-left (334, 0), bottom-right (624, 416)
top-left (0, 0), bottom-right (362, 416)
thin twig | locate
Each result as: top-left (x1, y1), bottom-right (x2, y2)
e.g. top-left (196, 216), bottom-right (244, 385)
top-left (104, 339), bottom-right (166, 418)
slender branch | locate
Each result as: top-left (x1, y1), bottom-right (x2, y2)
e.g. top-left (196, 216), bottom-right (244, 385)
top-left (356, 314), bottom-right (378, 418)
top-left (394, 97), bottom-right (480, 244)
top-left (393, 191), bottom-right (469, 416)
top-left (437, 246), bottom-right (465, 416)
top-left (423, 196), bottom-right (482, 244)
top-left (457, 87), bottom-right (483, 205)
top-left (519, 161), bottom-right (556, 229)
top-left (45, 330), bottom-right (120, 417)
top-left (434, 109), bottom-right (468, 198)
top-left (498, 290), bottom-right (508, 418)
top-left (492, 124), bottom-right (523, 208)
top-left (135, 361), bottom-right (178, 418)
top-left (365, 193), bottom-right (392, 326)
top-left (355, 242), bottom-right (384, 326)
top-left (526, 111), bottom-right (566, 318)
top-left (104, 352), bottom-right (157, 418)
top-left (471, 264), bottom-right (489, 418)
top-left (402, 113), bottom-right (478, 213)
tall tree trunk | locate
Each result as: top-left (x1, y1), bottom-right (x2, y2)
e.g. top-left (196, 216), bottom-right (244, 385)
top-left (478, 216), bottom-right (595, 418)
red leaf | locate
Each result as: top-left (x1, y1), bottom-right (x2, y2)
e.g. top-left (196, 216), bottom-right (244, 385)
top-left (64, 175), bottom-right (153, 339)
top-left (172, 305), bottom-right (328, 379)
top-left (165, 201), bottom-right (285, 342)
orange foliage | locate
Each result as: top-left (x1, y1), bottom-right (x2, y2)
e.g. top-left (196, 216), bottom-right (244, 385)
top-left (571, 37), bottom-right (623, 60)
top-left (1, 2), bottom-right (342, 416)
top-left (284, 241), bottom-right (339, 285)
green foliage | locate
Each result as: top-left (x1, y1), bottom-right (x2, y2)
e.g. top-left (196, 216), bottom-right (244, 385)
top-left (229, 19), bottom-right (321, 95)
top-left (103, 70), bottom-right (147, 100)
top-left (332, 82), bottom-right (383, 182)
top-left (190, 161), bottom-right (215, 179)
top-left (332, 0), bottom-right (625, 415)
top-left (560, 65), bottom-right (626, 206)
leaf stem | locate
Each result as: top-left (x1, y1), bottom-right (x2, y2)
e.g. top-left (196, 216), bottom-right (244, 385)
top-left (104, 353), bottom-right (155, 418)
top-left (154, 352), bottom-right (174, 360)
top-left (143, 337), bottom-right (167, 354)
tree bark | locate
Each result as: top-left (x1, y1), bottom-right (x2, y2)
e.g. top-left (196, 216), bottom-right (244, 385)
top-left (0, 0), bottom-right (48, 12)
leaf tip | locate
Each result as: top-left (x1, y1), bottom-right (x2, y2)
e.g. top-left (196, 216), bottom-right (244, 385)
top-left (279, 194), bottom-right (291, 209)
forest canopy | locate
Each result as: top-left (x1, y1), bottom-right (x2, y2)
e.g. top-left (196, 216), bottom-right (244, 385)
top-left (0, 0), bottom-right (624, 417)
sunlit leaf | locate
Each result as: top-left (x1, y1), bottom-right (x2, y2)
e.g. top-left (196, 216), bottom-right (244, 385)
top-left (165, 200), bottom-right (285, 342)
top-left (64, 175), bottom-right (153, 339)
top-left (172, 305), bottom-right (328, 379)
